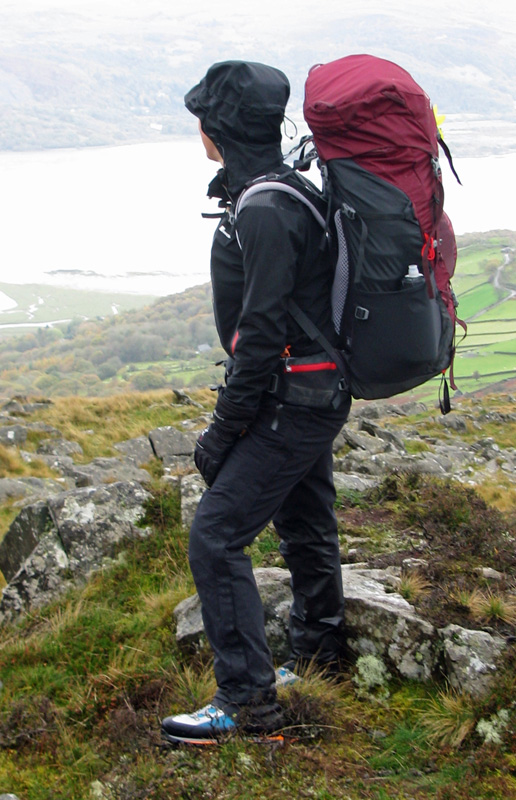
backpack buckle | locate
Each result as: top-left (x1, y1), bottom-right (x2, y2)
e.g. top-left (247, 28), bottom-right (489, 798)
top-left (341, 203), bottom-right (356, 220)
top-left (355, 306), bottom-right (369, 320)
top-left (268, 373), bottom-right (279, 394)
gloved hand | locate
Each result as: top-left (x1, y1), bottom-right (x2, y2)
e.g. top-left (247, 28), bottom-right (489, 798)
top-left (194, 394), bottom-right (254, 487)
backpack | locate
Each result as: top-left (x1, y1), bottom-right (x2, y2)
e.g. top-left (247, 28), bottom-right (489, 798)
top-left (304, 54), bottom-right (465, 411)
top-left (236, 55), bottom-right (465, 412)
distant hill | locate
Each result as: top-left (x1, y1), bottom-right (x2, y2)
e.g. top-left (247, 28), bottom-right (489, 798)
top-left (0, 4), bottom-right (515, 156)
top-left (0, 231), bottom-right (514, 401)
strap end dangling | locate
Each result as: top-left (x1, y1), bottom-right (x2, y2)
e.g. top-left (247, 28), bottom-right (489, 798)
top-left (439, 372), bottom-right (451, 415)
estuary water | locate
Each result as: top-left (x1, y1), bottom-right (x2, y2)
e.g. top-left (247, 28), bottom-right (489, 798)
top-left (0, 138), bottom-right (515, 308)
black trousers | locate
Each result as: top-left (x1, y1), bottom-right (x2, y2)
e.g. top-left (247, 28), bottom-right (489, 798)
top-left (188, 398), bottom-right (350, 710)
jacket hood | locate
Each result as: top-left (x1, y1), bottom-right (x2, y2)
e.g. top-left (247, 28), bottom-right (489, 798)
top-left (185, 60), bottom-right (290, 197)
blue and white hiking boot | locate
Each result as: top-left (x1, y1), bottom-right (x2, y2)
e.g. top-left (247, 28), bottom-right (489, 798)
top-left (161, 700), bottom-right (285, 745)
top-left (161, 704), bottom-right (237, 745)
top-left (275, 665), bottom-right (301, 688)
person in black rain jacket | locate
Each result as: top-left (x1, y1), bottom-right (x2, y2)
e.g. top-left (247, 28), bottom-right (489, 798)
top-left (161, 60), bottom-right (351, 745)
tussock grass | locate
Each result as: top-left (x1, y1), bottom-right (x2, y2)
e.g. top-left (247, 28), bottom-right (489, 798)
top-left (468, 589), bottom-right (516, 625)
top-left (398, 570), bottom-right (432, 603)
top-left (418, 689), bottom-right (476, 749)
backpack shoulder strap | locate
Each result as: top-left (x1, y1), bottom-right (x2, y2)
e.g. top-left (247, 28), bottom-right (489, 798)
top-left (235, 179), bottom-right (327, 229)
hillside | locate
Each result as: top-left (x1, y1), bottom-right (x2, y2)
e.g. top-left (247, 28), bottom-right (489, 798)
top-left (0, 231), bottom-right (514, 403)
top-left (0, 388), bottom-right (516, 799)
top-left (0, 3), bottom-right (515, 156)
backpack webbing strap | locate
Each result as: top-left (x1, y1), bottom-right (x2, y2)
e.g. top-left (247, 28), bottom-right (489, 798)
top-left (287, 299), bottom-right (348, 382)
top-left (438, 136), bottom-right (462, 186)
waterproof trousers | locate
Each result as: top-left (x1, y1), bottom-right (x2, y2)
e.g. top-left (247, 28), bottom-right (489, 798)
top-left (188, 398), bottom-right (350, 710)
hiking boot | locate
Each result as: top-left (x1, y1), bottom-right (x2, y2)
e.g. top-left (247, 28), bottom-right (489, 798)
top-left (161, 704), bottom-right (237, 745)
top-left (161, 701), bottom-right (284, 745)
top-left (275, 665), bottom-right (301, 688)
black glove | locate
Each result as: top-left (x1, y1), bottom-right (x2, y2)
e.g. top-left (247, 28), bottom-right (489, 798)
top-left (194, 394), bottom-right (254, 487)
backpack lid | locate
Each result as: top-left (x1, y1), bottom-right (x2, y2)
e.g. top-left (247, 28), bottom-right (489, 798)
top-left (304, 54), bottom-right (438, 163)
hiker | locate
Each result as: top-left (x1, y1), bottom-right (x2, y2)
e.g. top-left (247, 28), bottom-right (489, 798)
top-left (161, 60), bottom-right (351, 745)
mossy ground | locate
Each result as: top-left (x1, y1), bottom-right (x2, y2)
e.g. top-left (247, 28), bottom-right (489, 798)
top-left (1, 391), bottom-right (516, 798)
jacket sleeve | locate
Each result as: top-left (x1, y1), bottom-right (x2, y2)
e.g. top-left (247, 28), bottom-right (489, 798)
top-left (222, 192), bottom-right (306, 412)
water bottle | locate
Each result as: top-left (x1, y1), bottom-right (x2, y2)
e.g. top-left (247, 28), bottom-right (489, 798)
top-left (401, 264), bottom-right (424, 288)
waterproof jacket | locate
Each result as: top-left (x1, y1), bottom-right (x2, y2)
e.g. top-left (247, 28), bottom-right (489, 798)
top-left (185, 61), bottom-right (338, 413)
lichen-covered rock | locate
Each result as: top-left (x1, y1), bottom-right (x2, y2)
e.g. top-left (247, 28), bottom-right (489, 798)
top-left (0, 481), bottom-right (152, 623)
top-left (180, 473), bottom-right (205, 529)
top-left (438, 624), bottom-right (506, 698)
top-left (47, 481), bottom-right (152, 575)
top-left (341, 565), bottom-right (437, 681)
top-left (173, 565), bottom-right (437, 680)
top-left (0, 501), bottom-right (53, 582)
top-left (0, 530), bottom-right (71, 623)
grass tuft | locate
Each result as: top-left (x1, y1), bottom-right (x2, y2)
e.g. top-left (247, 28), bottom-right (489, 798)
top-left (418, 689), bottom-right (476, 749)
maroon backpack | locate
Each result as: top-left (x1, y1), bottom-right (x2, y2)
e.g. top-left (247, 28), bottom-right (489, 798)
top-left (304, 54), bottom-right (465, 409)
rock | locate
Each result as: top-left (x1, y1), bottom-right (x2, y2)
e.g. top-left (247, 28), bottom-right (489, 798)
top-left (438, 415), bottom-right (468, 433)
top-left (0, 481), bottom-right (152, 622)
top-left (180, 474), bottom-right (205, 529)
top-left (1, 399), bottom-right (26, 416)
top-left (439, 624), bottom-right (506, 698)
top-left (60, 457), bottom-right (152, 487)
top-left (474, 567), bottom-right (504, 581)
top-left (174, 593), bottom-right (205, 648)
top-left (402, 558), bottom-right (429, 571)
top-left (37, 438), bottom-right (83, 457)
top-left (30, 453), bottom-right (75, 475)
top-left (0, 477), bottom-right (66, 503)
top-left (0, 530), bottom-right (71, 623)
top-left (47, 481), bottom-right (152, 576)
top-left (173, 565), bottom-right (437, 681)
top-left (332, 473), bottom-right (380, 493)
top-left (255, 567), bottom-right (293, 663)
top-left (341, 565), bottom-right (437, 681)
top-left (172, 389), bottom-right (203, 408)
top-left (399, 401), bottom-right (427, 416)
top-left (350, 403), bottom-right (399, 420)
top-left (0, 425), bottom-right (27, 447)
top-left (358, 420), bottom-right (406, 451)
top-left (471, 438), bottom-right (501, 461)
top-left (340, 427), bottom-right (387, 454)
top-left (148, 426), bottom-right (197, 465)
top-left (114, 436), bottom-right (155, 466)
top-left (0, 794), bottom-right (21, 800)
top-left (0, 501), bottom-right (53, 582)
top-left (337, 450), bottom-right (447, 477)
top-left (175, 567), bottom-right (293, 662)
